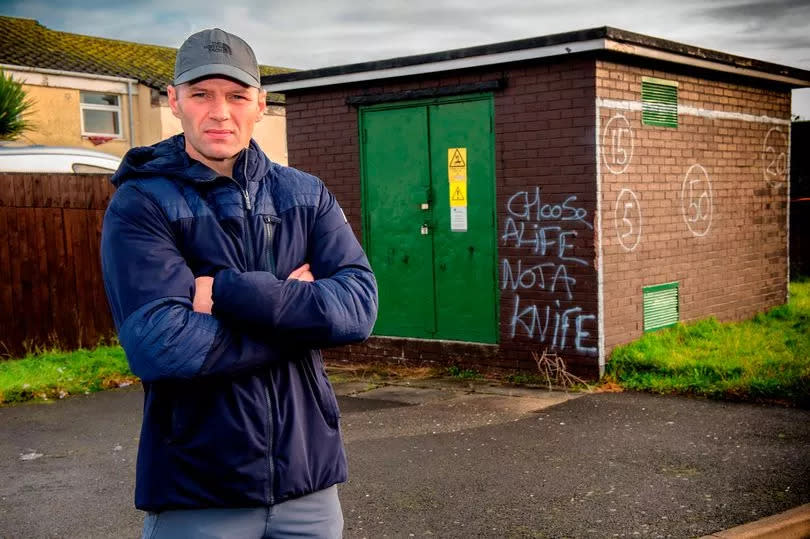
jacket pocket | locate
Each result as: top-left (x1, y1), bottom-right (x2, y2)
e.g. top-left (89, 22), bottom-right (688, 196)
top-left (302, 350), bottom-right (340, 429)
top-left (165, 380), bottom-right (218, 445)
top-left (166, 385), bottom-right (199, 445)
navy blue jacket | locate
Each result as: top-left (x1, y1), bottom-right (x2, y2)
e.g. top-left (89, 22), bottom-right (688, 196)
top-left (100, 135), bottom-right (377, 511)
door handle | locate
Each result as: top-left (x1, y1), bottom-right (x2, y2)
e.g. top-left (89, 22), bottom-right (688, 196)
top-left (421, 224), bottom-right (429, 235)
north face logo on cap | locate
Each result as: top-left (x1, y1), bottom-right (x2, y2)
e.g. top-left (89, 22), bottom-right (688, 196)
top-left (204, 41), bottom-right (232, 55)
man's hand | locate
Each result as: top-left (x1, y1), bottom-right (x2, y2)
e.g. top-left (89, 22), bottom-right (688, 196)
top-left (193, 276), bottom-right (214, 314)
top-left (288, 263), bottom-right (314, 282)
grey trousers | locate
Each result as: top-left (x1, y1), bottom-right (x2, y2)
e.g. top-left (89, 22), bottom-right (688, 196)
top-left (141, 485), bottom-right (343, 539)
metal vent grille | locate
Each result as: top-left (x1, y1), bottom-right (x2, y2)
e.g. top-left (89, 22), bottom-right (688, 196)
top-left (642, 77), bottom-right (678, 128)
top-left (643, 282), bottom-right (679, 332)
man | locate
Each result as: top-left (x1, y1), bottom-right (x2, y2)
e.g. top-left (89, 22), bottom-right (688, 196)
top-left (101, 28), bottom-right (377, 538)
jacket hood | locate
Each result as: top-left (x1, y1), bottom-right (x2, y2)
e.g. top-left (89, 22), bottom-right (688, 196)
top-left (111, 134), bottom-right (270, 187)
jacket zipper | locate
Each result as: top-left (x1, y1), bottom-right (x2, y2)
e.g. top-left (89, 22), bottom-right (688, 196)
top-left (264, 382), bottom-right (275, 505)
top-left (230, 152), bottom-right (274, 504)
top-left (228, 156), bottom-right (255, 271)
top-left (262, 215), bottom-right (280, 276)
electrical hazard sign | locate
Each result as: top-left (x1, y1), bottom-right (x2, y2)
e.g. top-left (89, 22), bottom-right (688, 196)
top-left (448, 148), bottom-right (467, 182)
top-left (447, 147), bottom-right (468, 232)
top-left (449, 148), bottom-right (466, 167)
top-left (450, 182), bottom-right (467, 207)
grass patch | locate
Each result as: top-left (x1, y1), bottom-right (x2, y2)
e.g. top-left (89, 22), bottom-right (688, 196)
top-left (505, 372), bottom-right (539, 385)
top-left (604, 281), bottom-right (810, 406)
top-left (5, 282), bottom-right (807, 406)
top-left (445, 364), bottom-right (484, 380)
top-left (0, 345), bottom-right (137, 405)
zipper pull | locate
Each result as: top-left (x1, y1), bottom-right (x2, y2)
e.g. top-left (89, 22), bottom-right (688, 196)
top-left (243, 190), bottom-right (252, 212)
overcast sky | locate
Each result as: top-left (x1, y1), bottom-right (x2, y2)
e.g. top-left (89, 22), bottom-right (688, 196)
top-left (4, 0), bottom-right (810, 118)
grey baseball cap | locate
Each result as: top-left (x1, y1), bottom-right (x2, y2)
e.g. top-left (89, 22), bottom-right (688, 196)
top-left (173, 28), bottom-right (260, 88)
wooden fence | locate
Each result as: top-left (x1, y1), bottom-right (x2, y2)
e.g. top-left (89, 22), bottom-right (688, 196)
top-left (0, 173), bottom-right (117, 357)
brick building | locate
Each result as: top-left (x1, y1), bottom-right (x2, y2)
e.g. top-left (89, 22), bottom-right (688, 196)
top-left (263, 27), bottom-right (810, 377)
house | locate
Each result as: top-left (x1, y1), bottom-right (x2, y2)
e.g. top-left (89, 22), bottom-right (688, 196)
top-left (264, 27), bottom-right (810, 377)
top-left (0, 16), bottom-right (292, 163)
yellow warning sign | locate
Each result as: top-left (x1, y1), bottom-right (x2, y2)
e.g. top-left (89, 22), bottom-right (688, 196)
top-left (448, 148), bottom-right (467, 183)
top-left (449, 181), bottom-right (467, 208)
top-left (448, 148), bottom-right (468, 218)
top-left (449, 148), bottom-right (466, 167)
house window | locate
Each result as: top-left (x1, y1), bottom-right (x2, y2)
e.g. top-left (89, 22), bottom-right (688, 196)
top-left (80, 92), bottom-right (122, 137)
top-left (641, 77), bottom-right (678, 128)
top-left (643, 282), bottom-right (679, 332)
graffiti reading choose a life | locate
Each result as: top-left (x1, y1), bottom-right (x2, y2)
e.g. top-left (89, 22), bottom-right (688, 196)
top-left (501, 187), bottom-right (597, 355)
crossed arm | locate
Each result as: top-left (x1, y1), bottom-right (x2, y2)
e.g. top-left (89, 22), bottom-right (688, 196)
top-left (102, 182), bottom-right (377, 383)
top-left (192, 264), bottom-right (314, 314)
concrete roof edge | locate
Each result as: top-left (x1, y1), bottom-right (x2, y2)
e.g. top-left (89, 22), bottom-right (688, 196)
top-left (261, 27), bottom-right (609, 86)
top-left (262, 26), bottom-right (810, 91)
top-left (603, 27), bottom-right (810, 86)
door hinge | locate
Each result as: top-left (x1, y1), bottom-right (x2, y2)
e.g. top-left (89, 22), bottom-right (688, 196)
top-left (363, 128), bottom-right (368, 144)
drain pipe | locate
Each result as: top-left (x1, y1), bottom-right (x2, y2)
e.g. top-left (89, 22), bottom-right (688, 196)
top-left (127, 80), bottom-right (135, 148)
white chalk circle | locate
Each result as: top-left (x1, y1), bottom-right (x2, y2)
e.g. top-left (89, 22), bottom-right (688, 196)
top-left (615, 188), bottom-right (642, 252)
top-left (602, 114), bottom-right (635, 175)
top-left (681, 164), bottom-right (713, 237)
top-left (762, 127), bottom-right (787, 186)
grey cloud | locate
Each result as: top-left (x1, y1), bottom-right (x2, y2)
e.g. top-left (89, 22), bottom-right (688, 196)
top-left (3, 0), bottom-right (809, 72)
top-left (695, 0), bottom-right (810, 22)
top-left (735, 34), bottom-right (810, 52)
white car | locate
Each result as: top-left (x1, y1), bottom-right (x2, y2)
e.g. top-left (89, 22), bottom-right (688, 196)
top-left (0, 145), bottom-right (121, 173)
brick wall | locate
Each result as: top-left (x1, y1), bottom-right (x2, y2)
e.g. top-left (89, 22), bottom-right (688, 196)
top-left (494, 59), bottom-right (598, 375)
top-left (596, 60), bottom-right (790, 353)
top-left (286, 58), bottom-right (600, 376)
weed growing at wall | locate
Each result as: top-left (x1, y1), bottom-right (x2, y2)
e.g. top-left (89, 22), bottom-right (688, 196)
top-left (446, 365), bottom-right (483, 380)
top-left (532, 350), bottom-right (592, 391)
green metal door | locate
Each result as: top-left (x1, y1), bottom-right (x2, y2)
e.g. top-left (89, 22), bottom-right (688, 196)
top-left (429, 99), bottom-right (497, 343)
top-left (361, 95), bottom-right (497, 343)
top-left (362, 106), bottom-right (436, 338)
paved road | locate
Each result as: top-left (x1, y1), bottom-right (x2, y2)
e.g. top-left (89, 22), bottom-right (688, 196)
top-left (0, 382), bottom-right (808, 538)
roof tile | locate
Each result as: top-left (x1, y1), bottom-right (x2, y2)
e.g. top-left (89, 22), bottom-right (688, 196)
top-left (0, 16), bottom-right (294, 94)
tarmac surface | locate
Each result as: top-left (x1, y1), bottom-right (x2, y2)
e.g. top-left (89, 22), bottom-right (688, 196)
top-left (0, 379), bottom-right (808, 538)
